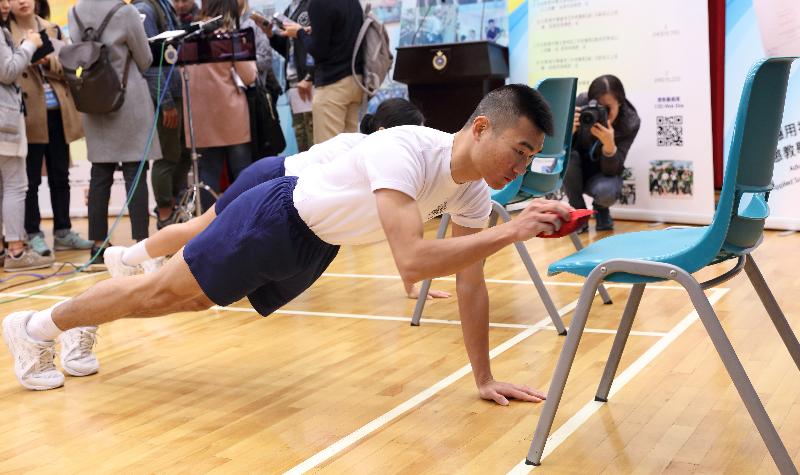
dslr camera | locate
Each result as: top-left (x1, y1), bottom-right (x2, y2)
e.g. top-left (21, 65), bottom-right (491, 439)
top-left (579, 99), bottom-right (609, 129)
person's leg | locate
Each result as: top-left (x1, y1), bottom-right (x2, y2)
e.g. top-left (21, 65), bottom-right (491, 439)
top-left (292, 112), bottom-right (311, 152)
top-left (562, 150), bottom-right (587, 209)
top-left (0, 155), bottom-right (27, 251)
top-left (45, 112), bottom-right (93, 250)
top-left (198, 147), bottom-right (224, 211)
top-left (585, 173), bottom-right (623, 231)
top-left (120, 162), bottom-right (150, 241)
top-left (343, 76), bottom-right (364, 134)
top-left (226, 143), bottom-right (253, 182)
top-left (23, 143), bottom-right (52, 255)
top-left (106, 156), bottom-right (287, 277)
top-left (44, 110), bottom-right (72, 233)
top-left (152, 102), bottom-right (183, 223)
top-left (0, 155), bottom-right (52, 271)
top-left (55, 248), bottom-right (214, 329)
top-left (312, 78), bottom-right (350, 144)
top-left (87, 163), bottom-right (116, 243)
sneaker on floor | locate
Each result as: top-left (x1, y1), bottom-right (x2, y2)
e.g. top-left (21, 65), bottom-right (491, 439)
top-left (59, 326), bottom-right (99, 377)
top-left (28, 233), bottom-right (52, 256)
top-left (141, 256), bottom-right (165, 274)
top-left (2, 311), bottom-right (65, 390)
top-left (103, 246), bottom-right (139, 277)
top-left (54, 230), bottom-right (94, 250)
top-left (4, 249), bottom-right (55, 272)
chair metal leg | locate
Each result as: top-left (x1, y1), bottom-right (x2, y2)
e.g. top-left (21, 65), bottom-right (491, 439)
top-left (744, 256), bottom-right (800, 372)
top-left (526, 268), bottom-right (605, 465)
top-left (493, 203), bottom-right (567, 335)
top-left (410, 214), bottom-right (451, 326)
top-left (595, 283), bottom-right (646, 402)
top-left (569, 232), bottom-right (613, 305)
top-left (683, 275), bottom-right (798, 475)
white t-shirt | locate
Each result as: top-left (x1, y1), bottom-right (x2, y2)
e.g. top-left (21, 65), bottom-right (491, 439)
top-left (293, 125), bottom-right (491, 246)
top-left (283, 133), bottom-right (366, 177)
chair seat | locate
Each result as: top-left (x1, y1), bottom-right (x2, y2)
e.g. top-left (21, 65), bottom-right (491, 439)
top-left (548, 227), bottom-right (712, 283)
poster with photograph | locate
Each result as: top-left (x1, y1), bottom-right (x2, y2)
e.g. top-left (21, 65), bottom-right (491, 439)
top-left (527, 0), bottom-right (714, 224)
top-left (648, 161), bottom-right (694, 198)
top-left (455, 1), bottom-right (509, 45)
top-left (399, 2), bottom-right (458, 46)
top-left (726, 0), bottom-right (800, 230)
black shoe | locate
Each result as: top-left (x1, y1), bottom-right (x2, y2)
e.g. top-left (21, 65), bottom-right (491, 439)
top-left (155, 206), bottom-right (176, 230)
top-left (594, 206), bottom-right (614, 231)
top-left (576, 221), bottom-right (589, 234)
top-left (89, 243), bottom-right (110, 264)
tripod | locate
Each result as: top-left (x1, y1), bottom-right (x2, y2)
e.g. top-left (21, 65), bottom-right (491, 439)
top-left (174, 61), bottom-right (217, 223)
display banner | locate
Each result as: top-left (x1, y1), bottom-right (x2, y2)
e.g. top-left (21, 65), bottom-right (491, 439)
top-left (526, 0), bottom-right (714, 224)
top-left (725, 0), bottom-right (800, 230)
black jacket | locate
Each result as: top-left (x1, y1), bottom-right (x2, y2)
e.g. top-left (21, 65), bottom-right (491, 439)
top-left (269, 0), bottom-right (313, 89)
top-left (572, 92), bottom-right (641, 177)
top-left (304, 0), bottom-right (363, 87)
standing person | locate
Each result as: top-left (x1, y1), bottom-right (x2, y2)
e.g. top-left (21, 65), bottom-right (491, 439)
top-left (10, 0), bottom-right (93, 257)
top-left (133, 0), bottom-right (191, 230)
top-left (68, 0), bottom-right (161, 262)
top-left (237, 0), bottom-right (270, 85)
top-left (171, 0), bottom-right (198, 28)
top-left (264, 0), bottom-right (314, 152)
top-left (563, 74), bottom-right (640, 232)
top-left (32, 0), bottom-right (46, 19)
top-left (182, 0), bottom-right (256, 211)
top-left (305, 0), bottom-right (363, 144)
top-left (0, 0), bottom-right (11, 26)
top-left (0, 17), bottom-right (53, 270)
top-left (4, 85), bottom-right (572, 405)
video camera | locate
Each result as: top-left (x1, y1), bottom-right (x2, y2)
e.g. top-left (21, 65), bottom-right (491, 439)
top-left (579, 99), bottom-right (608, 129)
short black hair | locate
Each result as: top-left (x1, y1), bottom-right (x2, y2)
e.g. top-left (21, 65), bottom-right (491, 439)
top-left (464, 84), bottom-right (554, 136)
top-left (360, 98), bottom-right (424, 134)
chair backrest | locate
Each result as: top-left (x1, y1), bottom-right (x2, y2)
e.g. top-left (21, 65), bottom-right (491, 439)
top-left (702, 57), bottom-right (796, 257)
top-left (519, 77), bottom-right (578, 196)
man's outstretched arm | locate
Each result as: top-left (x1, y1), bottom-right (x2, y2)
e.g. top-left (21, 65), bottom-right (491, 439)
top-left (374, 188), bottom-right (571, 284)
top-left (452, 223), bottom-right (546, 405)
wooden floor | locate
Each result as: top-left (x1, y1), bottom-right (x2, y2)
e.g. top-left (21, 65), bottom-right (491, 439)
top-left (1, 216), bottom-right (799, 474)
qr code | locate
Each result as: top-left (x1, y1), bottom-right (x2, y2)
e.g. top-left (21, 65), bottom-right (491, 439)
top-left (657, 115), bottom-right (684, 146)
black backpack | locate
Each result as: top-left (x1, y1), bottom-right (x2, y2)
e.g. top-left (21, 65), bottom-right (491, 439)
top-left (59, 2), bottom-right (132, 114)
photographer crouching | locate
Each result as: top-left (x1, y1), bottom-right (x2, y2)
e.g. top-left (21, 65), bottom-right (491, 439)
top-left (563, 74), bottom-right (640, 232)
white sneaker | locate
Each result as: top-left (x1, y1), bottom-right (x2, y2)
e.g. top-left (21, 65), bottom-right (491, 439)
top-left (2, 311), bottom-right (65, 390)
top-left (141, 257), bottom-right (166, 274)
top-left (103, 246), bottom-right (140, 278)
top-left (59, 326), bottom-right (99, 377)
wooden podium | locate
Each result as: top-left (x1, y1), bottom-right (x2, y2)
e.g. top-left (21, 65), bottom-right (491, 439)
top-left (393, 41), bottom-right (509, 133)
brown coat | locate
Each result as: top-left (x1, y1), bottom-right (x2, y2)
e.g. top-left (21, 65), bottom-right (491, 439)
top-left (11, 17), bottom-right (84, 144)
top-left (182, 60), bottom-right (256, 148)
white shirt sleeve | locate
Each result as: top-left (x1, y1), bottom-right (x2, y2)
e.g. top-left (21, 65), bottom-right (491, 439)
top-left (450, 183), bottom-right (491, 229)
top-left (362, 139), bottom-right (424, 200)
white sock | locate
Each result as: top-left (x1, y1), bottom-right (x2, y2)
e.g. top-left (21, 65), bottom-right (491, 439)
top-left (26, 302), bottom-right (66, 342)
top-left (122, 240), bottom-right (153, 267)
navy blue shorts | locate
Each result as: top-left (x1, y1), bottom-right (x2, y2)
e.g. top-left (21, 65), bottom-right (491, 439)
top-left (184, 176), bottom-right (339, 316)
top-left (215, 156), bottom-right (286, 214)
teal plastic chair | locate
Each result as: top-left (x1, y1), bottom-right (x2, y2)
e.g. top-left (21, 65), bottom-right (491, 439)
top-left (527, 58), bottom-right (800, 474)
top-left (412, 78), bottom-right (611, 332)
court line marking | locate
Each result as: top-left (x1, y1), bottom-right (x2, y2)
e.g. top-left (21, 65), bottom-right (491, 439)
top-left (282, 299), bottom-right (579, 475)
top-left (505, 288), bottom-right (730, 474)
top-left (216, 305), bottom-right (667, 337)
top-left (320, 272), bottom-right (729, 291)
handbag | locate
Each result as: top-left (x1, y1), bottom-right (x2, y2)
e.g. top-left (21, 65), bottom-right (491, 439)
top-left (246, 76), bottom-right (286, 161)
